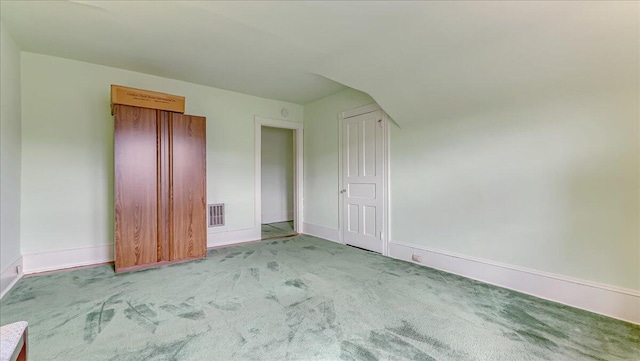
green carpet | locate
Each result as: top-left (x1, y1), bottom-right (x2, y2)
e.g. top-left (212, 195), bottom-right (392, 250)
top-left (261, 221), bottom-right (296, 239)
top-left (0, 235), bottom-right (638, 360)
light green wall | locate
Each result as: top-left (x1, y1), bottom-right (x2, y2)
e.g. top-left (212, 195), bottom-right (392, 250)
top-left (0, 22), bottom-right (22, 272)
top-left (304, 87), bottom-right (639, 291)
top-left (20, 52), bottom-right (302, 255)
top-left (390, 90), bottom-right (639, 290)
top-left (302, 88), bottom-right (374, 229)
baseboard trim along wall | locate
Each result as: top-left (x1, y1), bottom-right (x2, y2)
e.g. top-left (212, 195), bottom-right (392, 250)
top-left (301, 223), bottom-right (340, 243)
top-left (22, 244), bottom-right (113, 275)
top-left (14, 231), bottom-right (637, 325)
top-left (15, 228), bottom-right (262, 278)
top-left (1, 257), bottom-right (23, 299)
top-left (388, 240), bottom-right (640, 325)
top-left (208, 227), bottom-right (261, 248)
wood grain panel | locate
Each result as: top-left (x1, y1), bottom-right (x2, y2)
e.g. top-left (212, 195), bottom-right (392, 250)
top-left (169, 113), bottom-right (207, 260)
top-left (114, 105), bottom-right (158, 271)
top-left (157, 111), bottom-right (170, 262)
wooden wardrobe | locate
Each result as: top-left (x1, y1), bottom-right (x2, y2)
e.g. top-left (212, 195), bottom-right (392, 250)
top-left (113, 104), bottom-right (207, 272)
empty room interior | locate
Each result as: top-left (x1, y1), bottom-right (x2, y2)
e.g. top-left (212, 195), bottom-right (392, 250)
top-left (0, 1), bottom-right (638, 360)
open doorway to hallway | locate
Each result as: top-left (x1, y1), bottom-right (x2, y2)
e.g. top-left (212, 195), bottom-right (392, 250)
top-left (260, 126), bottom-right (297, 240)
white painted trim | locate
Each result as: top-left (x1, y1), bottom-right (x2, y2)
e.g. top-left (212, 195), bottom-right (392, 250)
top-left (338, 112), bottom-right (343, 245)
top-left (382, 112), bottom-right (391, 257)
top-left (254, 116), bottom-right (304, 240)
top-left (22, 244), bottom-right (113, 275)
top-left (388, 240), bottom-right (640, 325)
top-left (302, 223), bottom-right (341, 243)
top-left (340, 103), bottom-right (382, 120)
top-left (0, 256), bottom-right (23, 299)
top-left (17, 227), bottom-right (264, 277)
top-left (207, 227), bottom-right (261, 248)
top-left (338, 104), bottom-right (390, 255)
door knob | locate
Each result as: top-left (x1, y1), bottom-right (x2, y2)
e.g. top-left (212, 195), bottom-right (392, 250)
top-left (340, 189), bottom-right (347, 194)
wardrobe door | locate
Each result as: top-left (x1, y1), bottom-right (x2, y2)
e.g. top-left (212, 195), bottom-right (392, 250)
top-left (114, 105), bottom-right (159, 271)
top-left (169, 113), bottom-right (207, 260)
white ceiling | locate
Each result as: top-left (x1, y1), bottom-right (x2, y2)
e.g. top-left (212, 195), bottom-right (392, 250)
top-left (1, 1), bottom-right (637, 123)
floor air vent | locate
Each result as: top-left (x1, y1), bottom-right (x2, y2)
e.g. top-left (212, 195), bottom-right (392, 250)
top-left (208, 203), bottom-right (225, 227)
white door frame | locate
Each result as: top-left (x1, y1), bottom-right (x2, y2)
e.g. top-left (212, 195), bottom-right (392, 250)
top-left (338, 104), bottom-right (391, 256)
top-left (254, 116), bottom-right (304, 236)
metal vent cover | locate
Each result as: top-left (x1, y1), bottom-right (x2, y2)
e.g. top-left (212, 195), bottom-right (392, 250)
top-left (208, 203), bottom-right (225, 227)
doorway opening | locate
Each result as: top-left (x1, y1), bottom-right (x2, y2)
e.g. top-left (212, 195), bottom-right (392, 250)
top-left (254, 117), bottom-right (303, 241)
top-left (261, 126), bottom-right (295, 239)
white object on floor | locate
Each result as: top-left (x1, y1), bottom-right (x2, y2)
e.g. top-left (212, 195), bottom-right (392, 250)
top-left (0, 321), bottom-right (27, 361)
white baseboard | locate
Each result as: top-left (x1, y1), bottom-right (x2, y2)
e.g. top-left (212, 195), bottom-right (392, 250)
top-left (302, 223), bottom-right (341, 243)
top-left (19, 229), bottom-right (263, 276)
top-left (388, 241), bottom-right (640, 325)
top-left (0, 257), bottom-right (23, 299)
top-left (208, 227), bottom-right (261, 248)
top-left (22, 244), bottom-right (113, 275)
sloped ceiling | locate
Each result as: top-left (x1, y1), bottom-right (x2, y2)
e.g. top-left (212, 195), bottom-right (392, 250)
top-left (1, 1), bottom-right (637, 124)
